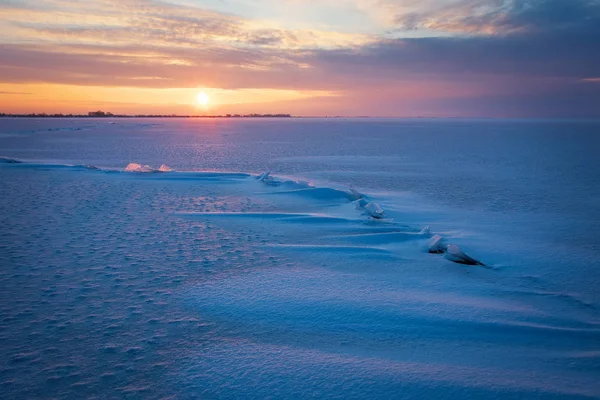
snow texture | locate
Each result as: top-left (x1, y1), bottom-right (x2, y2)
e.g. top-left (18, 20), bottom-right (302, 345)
top-left (1, 118), bottom-right (599, 399)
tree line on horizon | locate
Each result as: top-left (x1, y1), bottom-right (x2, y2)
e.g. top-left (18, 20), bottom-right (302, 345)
top-left (0, 110), bottom-right (293, 118)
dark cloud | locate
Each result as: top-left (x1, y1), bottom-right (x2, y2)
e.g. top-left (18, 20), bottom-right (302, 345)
top-left (393, 0), bottom-right (600, 35)
top-left (306, 0), bottom-right (600, 116)
top-left (243, 30), bottom-right (287, 46)
top-left (313, 31), bottom-right (599, 81)
top-left (492, 0), bottom-right (600, 33)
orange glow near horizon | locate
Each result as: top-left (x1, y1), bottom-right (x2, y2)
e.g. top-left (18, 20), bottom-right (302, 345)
top-left (196, 92), bottom-right (210, 107)
top-left (195, 91), bottom-right (210, 112)
top-left (0, 83), bottom-right (339, 115)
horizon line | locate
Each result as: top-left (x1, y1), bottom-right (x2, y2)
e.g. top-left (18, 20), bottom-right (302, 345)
top-left (2, 113), bottom-right (600, 120)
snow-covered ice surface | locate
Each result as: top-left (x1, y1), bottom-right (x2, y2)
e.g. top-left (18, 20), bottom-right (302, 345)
top-left (1, 118), bottom-right (600, 399)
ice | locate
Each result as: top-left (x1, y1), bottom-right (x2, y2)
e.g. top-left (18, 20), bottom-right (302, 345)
top-left (349, 187), bottom-right (363, 201)
top-left (124, 162), bottom-right (173, 173)
top-left (125, 162), bottom-right (155, 172)
top-left (256, 170), bottom-right (271, 181)
top-left (445, 244), bottom-right (485, 266)
top-left (427, 234), bottom-right (445, 253)
top-left (348, 188), bottom-right (386, 219)
top-left (1, 118), bottom-right (599, 399)
top-left (419, 225), bottom-right (431, 236)
top-left (0, 156), bottom-right (22, 163)
top-left (158, 164), bottom-right (174, 172)
top-left (363, 201), bottom-right (385, 218)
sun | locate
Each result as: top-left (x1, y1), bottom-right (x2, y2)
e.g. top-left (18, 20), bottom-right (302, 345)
top-left (196, 91), bottom-right (210, 106)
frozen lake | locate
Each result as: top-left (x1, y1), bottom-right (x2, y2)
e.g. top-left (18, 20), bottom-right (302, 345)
top-left (1, 118), bottom-right (599, 399)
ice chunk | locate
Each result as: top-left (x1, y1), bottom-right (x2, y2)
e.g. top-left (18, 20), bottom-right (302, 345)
top-left (0, 157), bottom-right (22, 164)
top-left (352, 198), bottom-right (368, 209)
top-left (445, 244), bottom-right (484, 266)
top-left (348, 187), bottom-right (363, 201)
top-left (158, 164), bottom-right (174, 172)
top-left (125, 163), bottom-right (155, 172)
top-left (364, 202), bottom-right (384, 219)
top-left (257, 171), bottom-right (271, 182)
top-left (427, 235), bottom-right (445, 253)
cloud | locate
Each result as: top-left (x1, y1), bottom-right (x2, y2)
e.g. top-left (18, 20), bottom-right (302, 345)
top-left (0, 0), bottom-right (599, 116)
top-left (391, 0), bottom-right (600, 35)
top-left (2, 1), bottom-right (598, 85)
top-left (0, 0), bottom-right (371, 50)
top-left (0, 90), bottom-right (32, 94)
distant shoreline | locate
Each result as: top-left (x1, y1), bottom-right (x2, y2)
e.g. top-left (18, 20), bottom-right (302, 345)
top-left (0, 114), bottom-right (495, 119)
top-left (0, 113), bottom-right (293, 119)
top-left (2, 114), bottom-right (597, 120)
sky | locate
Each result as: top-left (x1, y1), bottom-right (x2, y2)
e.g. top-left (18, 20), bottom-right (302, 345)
top-left (0, 0), bottom-right (599, 117)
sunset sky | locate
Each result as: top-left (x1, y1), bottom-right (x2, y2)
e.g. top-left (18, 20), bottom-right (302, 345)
top-left (1, 0), bottom-right (599, 117)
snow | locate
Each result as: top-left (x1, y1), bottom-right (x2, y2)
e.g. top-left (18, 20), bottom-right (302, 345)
top-left (1, 118), bottom-right (599, 399)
